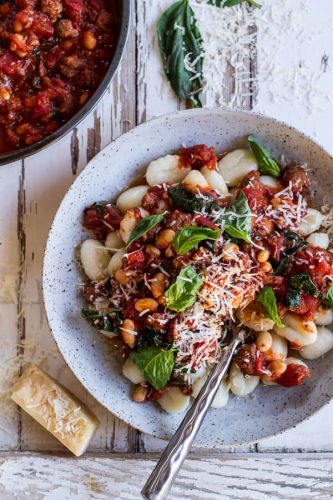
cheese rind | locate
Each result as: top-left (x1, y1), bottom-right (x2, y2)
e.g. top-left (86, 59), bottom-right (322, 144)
top-left (11, 363), bottom-right (99, 456)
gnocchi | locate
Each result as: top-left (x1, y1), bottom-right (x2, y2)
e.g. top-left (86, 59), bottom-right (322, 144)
top-left (299, 208), bottom-right (325, 236)
top-left (146, 155), bottom-right (190, 186)
top-left (158, 387), bottom-right (191, 414)
top-left (229, 362), bottom-right (260, 397)
top-left (80, 239), bottom-right (110, 281)
top-left (181, 170), bottom-right (209, 194)
top-left (119, 207), bottom-right (149, 243)
top-left (107, 248), bottom-right (126, 276)
top-left (200, 166), bottom-right (229, 197)
top-left (314, 307), bottom-right (333, 326)
top-left (116, 185), bottom-right (149, 214)
top-left (104, 230), bottom-right (124, 250)
top-left (217, 149), bottom-right (258, 187)
top-left (274, 313), bottom-right (317, 348)
top-left (306, 232), bottom-right (329, 249)
top-left (122, 357), bottom-right (145, 384)
top-left (237, 302), bottom-right (275, 332)
top-left (301, 327), bottom-right (333, 360)
top-left (265, 332), bottom-right (288, 362)
top-left (192, 370), bottom-right (230, 408)
top-left (259, 175), bottom-right (281, 190)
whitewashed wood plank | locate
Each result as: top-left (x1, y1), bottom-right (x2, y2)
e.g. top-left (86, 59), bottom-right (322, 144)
top-left (0, 452), bottom-right (333, 499)
top-left (0, 161), bottom-right (21, 450)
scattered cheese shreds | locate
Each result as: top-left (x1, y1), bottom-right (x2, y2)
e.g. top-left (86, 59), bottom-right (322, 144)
top-left (11, 364), bottom-right (99, 456)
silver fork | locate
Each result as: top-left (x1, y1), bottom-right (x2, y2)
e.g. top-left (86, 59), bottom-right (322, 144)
top-left (141, 326), bottom-right (244, 500)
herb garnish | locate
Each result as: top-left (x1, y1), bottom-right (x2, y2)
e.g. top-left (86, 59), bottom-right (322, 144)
top-left (257, 286), bottom-right (284, 328)
top-left (81, 308), bottom-right (122, 333)
top-left (165, 266), bottom-right (203, 312)
top-left (173, 226), bottom-right (221, 255)
top-left (127, 213), bottom-right (165, 247)
top-left (219, 192), bottom-right (252, 244)
top-left (131, 346), bottom-right (175, 390)
top-left (248, 135), bottom-right (281, 177)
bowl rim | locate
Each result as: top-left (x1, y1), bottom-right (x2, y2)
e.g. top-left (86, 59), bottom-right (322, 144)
top-left (42, 107), bottom-right (333, 446)
top-left (0, 0), bottom-right (131, 167)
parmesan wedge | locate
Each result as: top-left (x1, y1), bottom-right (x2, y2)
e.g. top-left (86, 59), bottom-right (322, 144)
top-left (11, 364), bottom-right (99, 456)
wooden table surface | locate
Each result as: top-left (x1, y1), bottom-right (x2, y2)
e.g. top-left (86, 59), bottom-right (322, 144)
top-left (1, 0), bottom-right (333, 498)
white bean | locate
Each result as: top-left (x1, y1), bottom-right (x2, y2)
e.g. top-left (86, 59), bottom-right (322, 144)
top-left (306, 232), bottom-right (329, 249)
top-left (299, 208), bottom-right (325, 236)
top-left (104, 230), bottom-right (124, 250)
top-left (265, 332), bottom-right (288, 361)
top-left (181, 170), bottom-right (209, 194)
top-left (274, 313), bottom-right (317, 347)
top-left (158, 387), bottom-right (190, 414)
top-left (217, 149), bottom-right (258, 187)
top-left (119, 207), bottom-right (149, 243)
top-left (192, 369), bottom-right (230, 408)
top-left (301, 327), bottom-right (333, 360)
top-left (229, 362), bottom-right (260, 397)
top-left (200, 166), bottom-right (229, 198)
top-left (116, 186), bottom-right (149, 214)
top-left (259, 175), bottom-right (281, 189)
top-left (80, 239), bottom-right (110, 281)
top-left (314, 307), bottom-right (333, 326)
top-left (146, 155), bottom-right (190, 186)
top-left (237, 302), bottom-right (275, 332)
top-left (107, 248), bottom-right (125, 276)
top-left (122, 357), bottom-right (145, 384)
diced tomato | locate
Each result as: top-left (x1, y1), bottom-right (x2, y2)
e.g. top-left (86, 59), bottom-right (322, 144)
top-left (32, 13), bottom-right (54, 37)
top-left (0, 52), bottom-right (20, 76)
top-left (179, 144), bottom-right (217, 170)
top-left (288, 246), bottom-right (333, 291)
top-left (123, 249), bottom-right (146, 270)
top-left (290, 292), bottom-right (319, 319)
top-left (194, 215), bottom-right (219, 230)
top-left (276, 363), bottom-right (311, 387)
top-left (83, 202), bottom-right (122, 237)
top-left (243, 186), bottom-right (268, 214)
top-left (265, 234), bottom-right (285, 262)
top-left (25, 91), bottom-right (53, 118)
top-left (63, 0), bottom-right (84, 21)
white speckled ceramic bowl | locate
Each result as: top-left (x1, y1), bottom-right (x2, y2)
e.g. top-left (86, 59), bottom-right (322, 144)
top-left (43, 109), bottom-right (333, 447)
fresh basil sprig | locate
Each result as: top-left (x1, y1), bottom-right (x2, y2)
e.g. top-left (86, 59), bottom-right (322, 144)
top-left (165, 266), bottom-right (203, 312)
top-left (290, 271), bottom-right (321, 299)
top-left (248, 135), bottom-right (281, 177)
top-left (130, 346), bottom-right (174, 390)
top-left (157, 0), bottom-right (203, 107)
top-left (127, 213), bottom-right (165, 247)
top-left (208, 0), bottom-right (261, 6)
top-left (219, 192), bottom-right (252, 244)
top-left (257, 286), bottom-right (284, 328)
top-left (173, 226), bottom-right (220, 255)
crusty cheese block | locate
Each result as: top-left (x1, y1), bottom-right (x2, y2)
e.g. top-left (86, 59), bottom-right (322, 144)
top-left (11, 363), bottom-right (99, 456)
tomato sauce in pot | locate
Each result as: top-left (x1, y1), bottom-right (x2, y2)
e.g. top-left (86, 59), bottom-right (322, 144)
top-left (0, 0), bottom-right (120, 153)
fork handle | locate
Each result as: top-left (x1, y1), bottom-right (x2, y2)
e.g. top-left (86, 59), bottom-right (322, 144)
top-left (141, 336), bottom-right (241, 500)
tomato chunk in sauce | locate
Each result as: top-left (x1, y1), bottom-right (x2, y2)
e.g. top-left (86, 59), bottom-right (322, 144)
top-left (0, 0), bottom-right (120, 153)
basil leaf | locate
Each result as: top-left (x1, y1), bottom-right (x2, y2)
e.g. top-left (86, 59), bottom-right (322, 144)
top-left (290, 271), bottom-right (321, 298)
top-left (209, 0), bottom-right (261, 6)
top-left (130, 346), bottom-right (174, 390)
top-left (257, 286), bottom-right (284, 328)
top-left (322, 287), bottom-right (333, 309)
top-left (165, 265), bottom-right (203, 312)
top-left (168, 185), bottom-right (202, 213)
top-left (157, 0), bottom-right (203, 107)
top-left (173, 226), bottom-right (220, 255)
top-left (127, 214), bottom-right (165, 247)
top-left (248, 135), bottom-right (281, 177)
top-left (286, 288), bottom-right (302, 311)
top-left (81, 308), bottom-right (122, 333)
top-left (274, 256), bottom-right (289, 276)
top-left (220, 192), bottom-right (252, 244)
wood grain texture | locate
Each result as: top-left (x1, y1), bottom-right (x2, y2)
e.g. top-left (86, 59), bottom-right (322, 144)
top-left (0, 453), bottom-right (333, 499)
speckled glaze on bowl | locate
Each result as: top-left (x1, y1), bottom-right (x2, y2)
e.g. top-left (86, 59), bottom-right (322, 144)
top-left (43, 108), bottom-right (333, 447)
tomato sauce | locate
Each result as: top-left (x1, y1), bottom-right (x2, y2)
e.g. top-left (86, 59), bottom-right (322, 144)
top-left (0, 0), bottom-right (120, 153)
